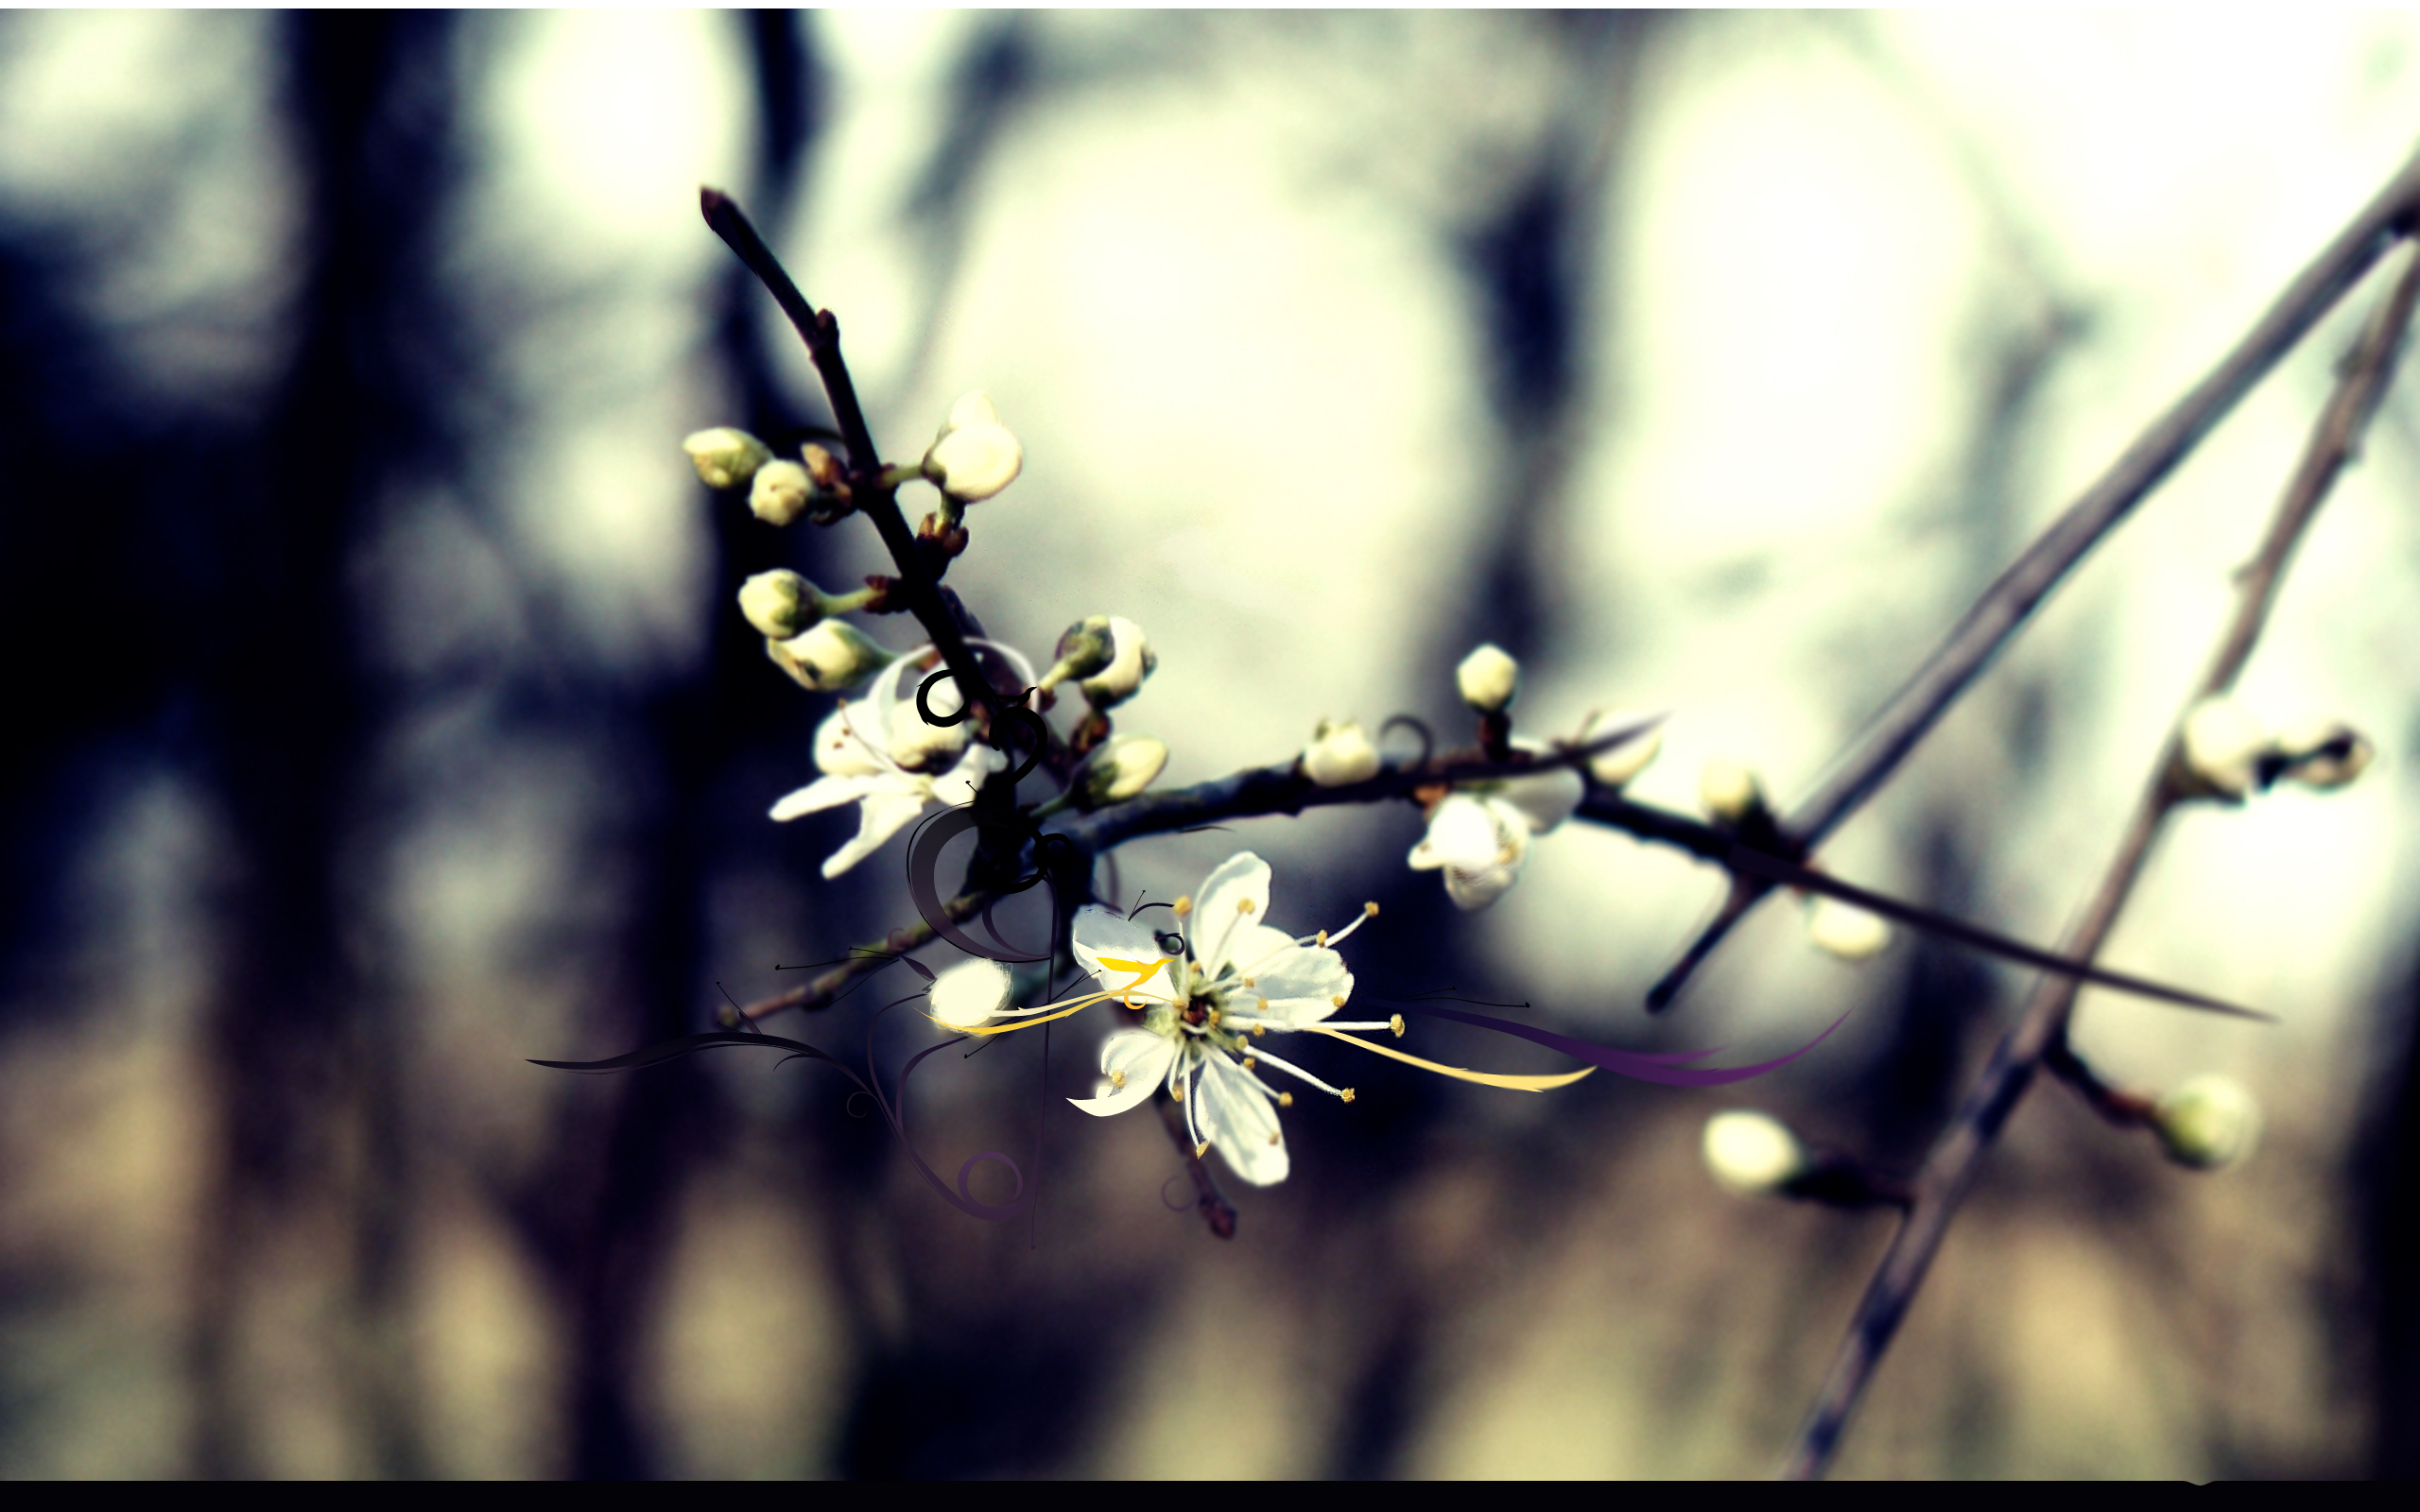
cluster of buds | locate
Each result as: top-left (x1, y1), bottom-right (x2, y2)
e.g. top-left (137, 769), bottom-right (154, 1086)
top-left (683, 428), bottom-right (854, 525)
top-left (2177, 695), bottom-right (2376, 801)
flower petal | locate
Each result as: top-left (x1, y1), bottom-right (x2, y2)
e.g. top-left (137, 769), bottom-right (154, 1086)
top-left (1066, 1030), bottom-right (1176, 1117)
top-left (1192, 852), bottom-right (1273, 979)
top-left (769, 773), bottom-right (885, 821)
top-left (1196, 1051), bottom-right (1288, 1185)
top-left (1238, 945), bottom-right (1354, 1026)
top-left (812, 706), bottom-right (888, 777)
top-left (1419, 795), bottom-right (1505, 870)
top-left (1069, 905), bottom-right (1184, 1006)
top-left (820, 788), bottom-right (928, 878)
top-left (1495, 766), bottom-right (1582, 835)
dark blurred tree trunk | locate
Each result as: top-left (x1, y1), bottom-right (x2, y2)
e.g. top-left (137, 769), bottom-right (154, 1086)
top-left (510, 12), bottom-right (836, 1479)
top-left (189, 11), bottom-right (460, 1478)
top-left (2360, 953), bottom-right (2420, 1477)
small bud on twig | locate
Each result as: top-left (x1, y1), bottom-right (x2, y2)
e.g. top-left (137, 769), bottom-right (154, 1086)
top-left (748, 459), bottom-right (814, 525)
top-left (682, 427), bottom-right (773, 490)
top-left (1072, 732), bottom-right (1169, 808)
top-left (922, 391), bottom-right (1024, 503)
top-left (1456, 644), bottom-right (1519, 714)
top-left (738, 569), bottom-right (820, 640)
top-left (1038, 615), bottom-right (1116, 695)
top-left (928, 957), bottom-right (1011, 1029)
top-left (1806, 896), bottom-right (1890, 961)
top-left (767, 619), bottom-right (890, 694)
top-left (1079, 616), bottom-right (1156, 711)
top-left (1699, 757), bottom-right (1766, 826)
top-left (1304, 718), bottom-right (1382, 787)
top-left (1702, 1109), bottom-right (1810, 1195)
top-left (2271, 716), bottom-right (2375, 790)
top-left (2151, 1074), bottom-right (2260, 1171)
top-left (2179, 696), bottom-right (2270, 800)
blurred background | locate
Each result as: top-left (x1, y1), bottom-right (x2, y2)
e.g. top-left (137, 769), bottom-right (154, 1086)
top-left (5, 9), bottom-right (2420, 1479)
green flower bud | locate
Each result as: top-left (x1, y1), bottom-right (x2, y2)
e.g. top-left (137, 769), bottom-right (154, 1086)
top-left (1038, 615), bottom-right (1115, 694)
top-left (2152, 1075), bottom-right (2260, 1171)
top-left (737, 569), bottom-right (823, 640)
top-left (1079, 617), bottom-right (1155, 710)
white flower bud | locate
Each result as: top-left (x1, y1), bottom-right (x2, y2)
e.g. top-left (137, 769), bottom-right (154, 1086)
top-left (768, 619), bottom-right (890, 694)
top-left (1456, 644), bottom-right (1519, 713)
top-left (928, 957), bottom-right (1011, 1030)
top-left (922, 391), bottom-right (1023, 502)
top-left (887, 698), bottom-right (973, 773)
top-left (1702, 1110), bottom-right (1808, 1195)
top-left (748, 458), bottom-right (813, 526)
top-left (1076, 733), bottom-right (1168, 806)
top-left (1304, 718), bottom-right (1382, 787)
top-left (2273, 717), bottom-right (2375, 791)
top-left (737, 569), bottom-right (824, 641)
top-left (1700, 758), bottom-right (1763, 824)
top-left (1578, 710), bottom-right (1661, 787)
top-left (1079, 616), bottom-right (1156, 709)
top-left (2180, 696), bottom-right (2270, 800)
top-left (682, 427), bottom-right (773, 490)
top-left (1806, 896), bottom-right (1890, 961)
top-left (2152, 1074), bottom-right (2261, 1171)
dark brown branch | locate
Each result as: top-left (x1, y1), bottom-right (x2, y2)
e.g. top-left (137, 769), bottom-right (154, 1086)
top-left (1158, 1095), bottom-right (1238, 1239)
top-left (1650, 146), bottom-right (2420, 1010)
top-left (1778, 235), bottom-right (2420, 1482)
top-left (700, 188), bottom-right (1000, 728)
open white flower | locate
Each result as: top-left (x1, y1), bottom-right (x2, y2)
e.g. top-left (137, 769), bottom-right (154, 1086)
top-left (1407, 747), bottom-right (1583, 910)
top-left (1063, 852), bottom-right (1389, 1186)
top-left (767, 642), bottom-right (1034, 877)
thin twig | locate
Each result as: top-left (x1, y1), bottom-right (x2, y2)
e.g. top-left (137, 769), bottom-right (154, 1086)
top-left (1649, 146), bottom-right (2420, 1010)
top-left (700, 188), bottom-right (1001, 727)
top-left (1778, 235), bottom-right (2420, 1481)
top-left (723, 890), bottom-right (995, 1023)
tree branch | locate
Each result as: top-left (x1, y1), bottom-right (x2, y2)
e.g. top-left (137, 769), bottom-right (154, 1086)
top-left (1777, 234), bottom-right (2420, 1481)
top-left (700, 188), bottom-right (1001, 727)
top-left (1650, 145), bottom-right (2420, 1010)
top-left (721, 889), bottom-right (995, 1024)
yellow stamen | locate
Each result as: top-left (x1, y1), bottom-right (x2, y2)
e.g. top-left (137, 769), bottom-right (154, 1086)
top-left (1331, 994), bottom-right (1346, 1008)
top-left (1252, 1023), bottom-right (1267, 1038)
top-left (1301, 1025), bottom-right (1597, 1092)
top-left (1364, 902), bottom-right (1378, 917)
top-left (1389, 1014), bottom-right (1406, 1039)
top-left (1171, 1080), bottom-right (1184, 1102)
top-left (1257, 997), bottom-right (1270, 1011)
top-left (1237, 899), bottom-right (1255, 915)
top-left (1244, 976), bottom-right (1255, 988)
top-left (1340, 1088), bottom-right (1357, 1103)
top-left (1278, 1091), bottom-right (1293, 1108)
top-left (1208, 1008), bottom-right (1222, 1026)
top-left (1243, 1057), bottom-right (1257, 1070)
top-left (1173, 896), bottom-right (1193, 919)
top-left (1316, 930), bottom-right (1327, 947)
top-left (1195, 1141), bottom-right (1209, 1158)
top-left (1110, 1070), bottom-right (1127, 1089)
top-left (1267, 1131), bottom-right (1281, 1146)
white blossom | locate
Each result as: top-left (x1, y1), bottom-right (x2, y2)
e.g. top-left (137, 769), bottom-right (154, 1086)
top-left (928, 958), bottom-right (1012, 1030)
top-left (682, 426), bottom-right (772, 490)
top-left (1304, 718), bottom-right (1381, 787)
top-left (923, 391), bottom-right (1024, 502)
top-left (2152, 1074), bottom-right (2260, 1171)
top-left (1702, 1110), bottom-right (1808, 1194)
top-left (767, 643), bottom-right (1035, 877)
top-left (749, 458), bottom-right (813, 525)
top-left (1407, 745), bottom-right (1582, 911)
top-left (1456, 643), bottom-right (1520, 713)
top-left (1063, 853), bottom-right (1390, 1186)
